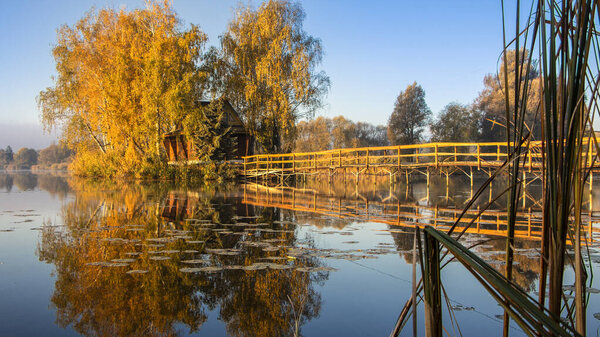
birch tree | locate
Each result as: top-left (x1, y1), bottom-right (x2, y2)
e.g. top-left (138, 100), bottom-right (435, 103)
top-left (211, 0), bottom-right (330, 153)
top-left (38, 1), bottom-right (207, 174)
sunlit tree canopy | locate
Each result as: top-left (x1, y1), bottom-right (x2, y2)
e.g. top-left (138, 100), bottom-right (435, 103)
top-left (210, 0), bottom-right (330, 153)
top-left (38, 1), bottom-right (208, 176)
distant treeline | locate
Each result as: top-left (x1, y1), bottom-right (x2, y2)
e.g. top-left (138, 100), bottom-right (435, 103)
top-left (294, 116), bottom-right (388, 152)
top-left (0, 144), bottom-right (71, 170)
top-left (297, 49), bottom-right (542, 151)
top-left (389, 49), bottom-right (541, 145)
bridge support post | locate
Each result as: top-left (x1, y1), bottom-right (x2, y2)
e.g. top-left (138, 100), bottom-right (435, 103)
top-left (522, 171), bottom-right (527, 209)
top-left (243, 157), bottom-right (246, 181)
top-left (445, 170), bottom-right (449, 199)
top-left (426, 169), bottom-right (430, 202)
top-left (469, 167), bottom-right (473, 199)
top-left (477, 144), bottom-right (481, 170)
top-left (489, 170), bottom-right (493, 203)
top-left (497, 145), bottom-right (500, 162)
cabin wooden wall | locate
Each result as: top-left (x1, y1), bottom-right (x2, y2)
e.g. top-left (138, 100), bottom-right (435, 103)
top-left (163, 130), bottom-right (254, 162)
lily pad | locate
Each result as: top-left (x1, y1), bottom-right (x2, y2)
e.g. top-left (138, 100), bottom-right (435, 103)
top-left (296, 266), bottom-right (337, 272)
top-left (225, 265), bottom-right (245, 270)
top-left (243, 264), bottom-right (268, 271)
top-left (104, 262), bottom-right (129, 267)
top-left (262, 256), bottom-right (287, 261)
top-left (147, 238), bottom-right (173, 243)
top-left (181, 259), bottom-right (209, 264)
top-left (201, 266), bottom-right (224, 272)
top-left (112, 258), bottom-right (136, 263)
top-left (149, 256), bottom-right (171, 261)
top-left (181, 266), bottom-right (224, 273)
top-left (266, 263), bottom-right (292, 270)
top-left (101, 238), bottom-right (128, 243)
top-left (180, 267), bottom-right (205, 273)
top-left (206, 248), bottom-right (241, 256)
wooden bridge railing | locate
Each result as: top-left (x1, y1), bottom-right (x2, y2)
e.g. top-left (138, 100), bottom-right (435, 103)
top-left (242, 139), bottom-right (598, 178)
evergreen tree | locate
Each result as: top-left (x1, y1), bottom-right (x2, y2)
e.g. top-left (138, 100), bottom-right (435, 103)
top-left (5, 146), bottom-right (13, 162)
top-left (182, 99), bottom-right (234, 161)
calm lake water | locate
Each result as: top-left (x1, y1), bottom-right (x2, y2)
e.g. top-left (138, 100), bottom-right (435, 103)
top-left (1, 171), bottom-right (600, 336)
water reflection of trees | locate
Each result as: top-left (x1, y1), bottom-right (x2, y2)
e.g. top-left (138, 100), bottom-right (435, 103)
top-left (37, 174), bottom-right (71, 198)
top-left (161, 190), bottom-right (326, 337)
top-left (37, 183), bottom-right (326, 337)
top-left (0, 173), bottom-right (13, 192)
top-left (0, 172), bottom-right (71, 197)
top-left (13, 172), bottom-right (37, 191)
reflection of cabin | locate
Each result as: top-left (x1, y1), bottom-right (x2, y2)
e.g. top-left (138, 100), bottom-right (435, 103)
top-left (162, 100), bottom-right (254, 163)
top-left (161, 192), bottom-right (198, 221)
top-left (161, 191), bottom-right (255, 223)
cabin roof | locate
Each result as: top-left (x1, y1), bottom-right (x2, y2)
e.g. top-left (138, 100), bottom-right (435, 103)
top-left (163, 99), bottom-right (249, 138)
top-left (199, 99), bottom-right (246, 132)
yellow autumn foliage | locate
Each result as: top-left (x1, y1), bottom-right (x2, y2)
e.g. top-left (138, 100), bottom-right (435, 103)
top-left (214, 0), bottom-right (329, 153)
top-left (38, 1), bottom-right (207, 177)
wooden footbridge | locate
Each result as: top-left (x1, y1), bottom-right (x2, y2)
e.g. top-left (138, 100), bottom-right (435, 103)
top-left (242, 140), bottom-right (599, 184)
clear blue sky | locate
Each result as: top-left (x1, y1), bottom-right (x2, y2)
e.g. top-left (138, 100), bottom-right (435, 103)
top-left (0, 0), bottom-right (510, 148)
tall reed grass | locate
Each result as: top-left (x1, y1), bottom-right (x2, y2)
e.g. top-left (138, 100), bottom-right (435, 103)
top-left (391, 1), bottom-right (599, 336)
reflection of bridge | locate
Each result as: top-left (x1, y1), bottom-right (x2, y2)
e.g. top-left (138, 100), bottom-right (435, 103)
top-left (242, 183), bottom-right (600, 242)
top-left (242, 140), bottom-right (599, 185)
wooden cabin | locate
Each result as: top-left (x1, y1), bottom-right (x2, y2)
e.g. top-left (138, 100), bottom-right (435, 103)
top-left (162, 100), bottom-right (254, 163)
